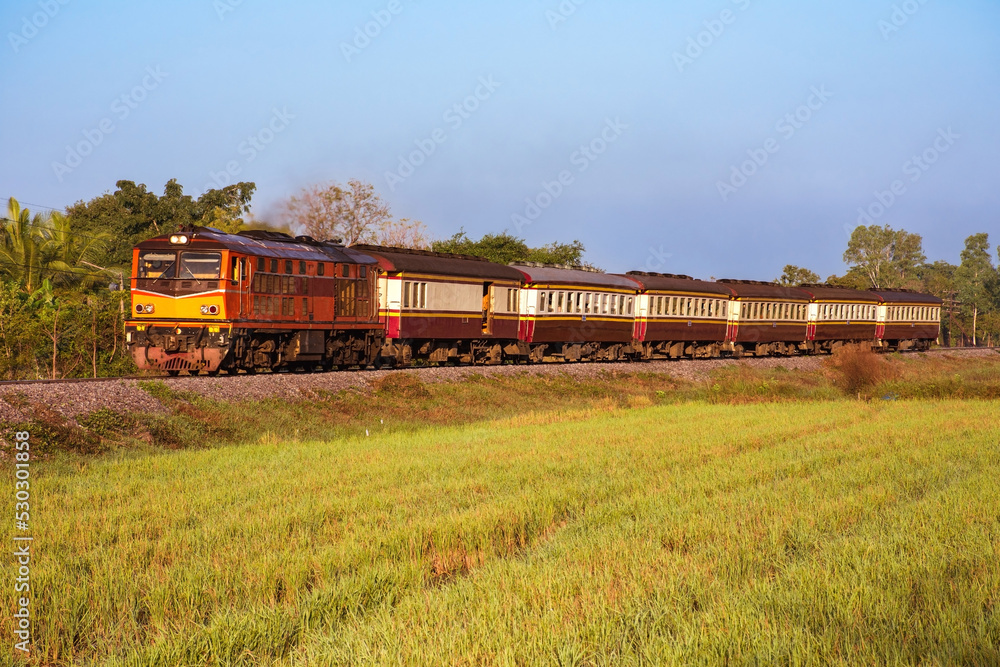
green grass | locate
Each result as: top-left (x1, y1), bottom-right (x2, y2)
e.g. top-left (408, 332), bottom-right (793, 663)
top-left (2, 399), bottom-right (998, 665)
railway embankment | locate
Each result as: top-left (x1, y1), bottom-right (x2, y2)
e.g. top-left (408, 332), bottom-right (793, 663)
top-left (1, 347), bottom-right (997, 457)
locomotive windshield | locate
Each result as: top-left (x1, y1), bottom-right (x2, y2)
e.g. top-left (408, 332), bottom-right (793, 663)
top-left (137, 251), bottom-right (177, 279)
top-left (178, 252), bottom-right (222, 280)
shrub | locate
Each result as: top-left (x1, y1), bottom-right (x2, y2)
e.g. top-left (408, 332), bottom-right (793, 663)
top-left (824, 344), bottom-right (897, 396)
top-left (373, 373), bottom-right (430, 399)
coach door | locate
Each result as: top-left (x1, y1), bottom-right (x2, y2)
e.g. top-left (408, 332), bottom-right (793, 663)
top-left (482, 282), bottom-right (494, 335)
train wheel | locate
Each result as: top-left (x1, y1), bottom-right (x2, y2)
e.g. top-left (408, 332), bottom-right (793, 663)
top-left (166, 370), bottom-right (180, 377)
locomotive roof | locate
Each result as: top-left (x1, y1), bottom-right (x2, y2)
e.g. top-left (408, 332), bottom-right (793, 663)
top-left (716, 280), bottom-right (811, 301)
top-left (353, 245), bottom-right (525, 280)
top-left (795, 284), bottom-right (881, 303)
top-left (620, 272), bottom-right (735, 296)
top-left (135, 227), bottom-right (376, 264)
top-left (869, 289), bottom-right (943, 305)
top-left (511, 265), bottom-right (638, 290)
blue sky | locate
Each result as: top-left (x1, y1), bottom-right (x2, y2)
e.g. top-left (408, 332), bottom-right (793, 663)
top-left (2, 0), bottom-right (998, 280)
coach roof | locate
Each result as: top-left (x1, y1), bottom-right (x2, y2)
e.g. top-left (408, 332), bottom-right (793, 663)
top-left (354, 245), bottom-right (525, 280)
top-left (716, 280), bottom-right (811, 301)
top-left (795, 284), bottom-right (881, 303)
top-left (870, 289), bottom-right (944, 305)
top-left (621, 272), bottom-right (735, 296)
top-left (512, 265), bottom-right (639, 290)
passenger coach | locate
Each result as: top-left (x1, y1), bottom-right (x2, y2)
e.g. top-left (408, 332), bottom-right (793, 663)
top-left (512, 264), bottom-right (639, 362)
top-left (357, 245), bottom-right (524, 366)
top-left (873, 289), bottom-right (942, 351)
top-left (622, 272), bottom-right (735, 359)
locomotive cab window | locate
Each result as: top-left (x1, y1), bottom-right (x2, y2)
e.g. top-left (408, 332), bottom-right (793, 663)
top-left (178, 252), bottom-right (222, 280)
top-left (138, 251), bottom-right (177, 279)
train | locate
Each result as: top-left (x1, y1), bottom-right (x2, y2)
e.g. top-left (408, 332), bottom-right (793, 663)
top-left (124, 226), bottom-right (943, 375)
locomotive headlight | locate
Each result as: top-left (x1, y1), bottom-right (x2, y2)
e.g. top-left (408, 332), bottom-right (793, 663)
top-left (208, 305), bottom-right (219, 315)
top-left (169, 234), bottom-right (189, 245)
top-left (135, 304), bottom-right (144, 314)
top-left (145, 304), bottom-right (154, 314)
top-left (200, 305), bottom-right (208, 314)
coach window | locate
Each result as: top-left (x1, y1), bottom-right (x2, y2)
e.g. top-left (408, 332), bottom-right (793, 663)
top-left (268, 259), bottom-right (277, 273)
top-left (255, 257), bottom-right (264, 272)
top-left (360, 266), bottom-right (367, 279)
top-left (298, 260), bottom-right (306, 275)
top-left (317, 263), bottom-right (325, 277)
top-left (402, 282), bottom-right (410, 308)
top-left (721, 301), bottom-right (728, 318)
top-left (556, 292), bottom-right (564, 313)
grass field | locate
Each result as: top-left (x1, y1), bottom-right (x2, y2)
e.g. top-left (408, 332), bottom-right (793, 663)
top-left (3, 396), bottom-right (999, 665)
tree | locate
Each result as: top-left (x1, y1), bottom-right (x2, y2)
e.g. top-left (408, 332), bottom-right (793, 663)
top-left (954, 233), bottom-right (998, 346)
top-left (527, 240), bottom-right (586, 266)
top-left (376, 218), bottom-right (430, 249)
top-left (843, 225), bottom-right (925, 289)
top-left (776, 265), bottom-right (820, 286)
top-left (42, 212), bottom-right (110, 288)
top-left (66, 179), bottom-right (257, 267)
top-left (1, 199), bottom-right (109, 291)
top-left (195, 182), bottom-right (257, 233)
top-left (284, 179), bottom-right (412, 246)
top-left (0, 198), bottom-right (44, 291)
top-left (432, 230), bottom-right (591, 267)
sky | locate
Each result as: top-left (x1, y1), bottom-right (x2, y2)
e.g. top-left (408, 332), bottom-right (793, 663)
top-left (1, 0), bottom-right (998, 281)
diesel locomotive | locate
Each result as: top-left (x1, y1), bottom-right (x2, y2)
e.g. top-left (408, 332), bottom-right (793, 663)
top-left (124, 226), bottom-right (942, 374)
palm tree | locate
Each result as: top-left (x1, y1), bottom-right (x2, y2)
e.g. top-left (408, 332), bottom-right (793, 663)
top-left (0, 198), bottom-right (45, 291)
top-left (1, 198), bottom-right (111, 290)
top-left (41, 211), bottom-right (110, 288)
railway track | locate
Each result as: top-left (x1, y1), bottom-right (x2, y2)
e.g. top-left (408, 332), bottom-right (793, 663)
top-left (1, 346), bottom-right (994, 388)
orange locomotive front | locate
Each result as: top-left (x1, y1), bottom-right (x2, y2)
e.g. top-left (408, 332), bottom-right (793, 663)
top-left (125, 227), bottom-right (384, 375)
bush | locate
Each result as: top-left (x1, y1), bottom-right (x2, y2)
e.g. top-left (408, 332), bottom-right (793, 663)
top-left (824, 344), bottom-right (897, 396)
